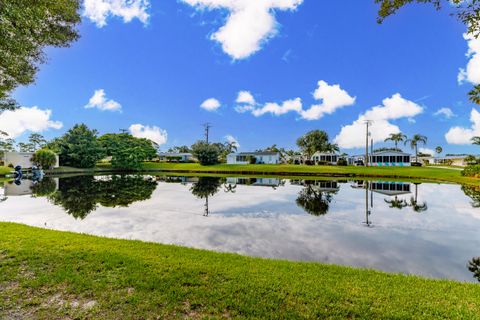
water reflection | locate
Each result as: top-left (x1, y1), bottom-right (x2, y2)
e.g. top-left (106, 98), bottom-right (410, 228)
top-left (293, 180), bottom-right (338, 216)
top-left (462, 185), bottom-right (480, 208)
top-left (48, 175), bottom-right (157, 219)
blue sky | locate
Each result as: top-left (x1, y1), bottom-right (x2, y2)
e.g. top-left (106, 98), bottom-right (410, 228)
top-left (6, 0), bottom-right (480, 155)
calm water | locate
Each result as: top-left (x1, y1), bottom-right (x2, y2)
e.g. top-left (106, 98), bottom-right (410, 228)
top-left (1, 174), bottom-right (480, 283)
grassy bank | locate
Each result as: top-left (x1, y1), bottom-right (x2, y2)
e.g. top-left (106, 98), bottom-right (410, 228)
top-left (1, 223), bottom-right (479, 319)
top-left (142, 163), bottom-right (479, 186)
top-left (0, 166), bottom-right (11, 176)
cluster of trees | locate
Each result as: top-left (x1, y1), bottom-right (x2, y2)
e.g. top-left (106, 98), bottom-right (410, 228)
top-left (46, 124), bottom-right (158, 170)
top-left (171, 140), bottom-right (238, 166)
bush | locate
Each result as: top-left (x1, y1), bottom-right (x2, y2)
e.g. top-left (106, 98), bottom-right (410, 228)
top-left (304, 160), bottom-right (314, 166)
top-left (462, 165), bottom-right (480, 178)
top-left (337, 158), bottom-right (348, 166)
top-left (248, 156), bottom-right (257, 164)
top-left (31, 149), bottom-right (57, 169)
top-left (191, 141), bottom-right (220, 166)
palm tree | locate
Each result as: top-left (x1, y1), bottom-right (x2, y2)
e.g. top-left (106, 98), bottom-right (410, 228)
top-left (472, 136), bottom-right (480, 146)
top-left (405, 134), bottom-right (428, 163)
top-left (384, 133), bottom-right (407, 149)
top-left (435, 146), bottom-right (442, 155)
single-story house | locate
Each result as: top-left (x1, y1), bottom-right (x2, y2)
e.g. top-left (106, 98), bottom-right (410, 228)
top-left (433, 155), bottom-right (479, 167)
top-left (311, 152), bottom-right (340, 165)
top-left (2, 152), bottom-right (59, 169)
top-left (368, 150), bottom-right (411, 167)
top-left (227, 152), bottom-right (280, 165)
top-left (370, 181), bottom-right (411, 196)
top-left (158, 152), bottom-right (194, 163)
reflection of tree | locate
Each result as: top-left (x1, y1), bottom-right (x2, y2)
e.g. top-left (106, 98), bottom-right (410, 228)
top-left (468, 257), bottom-right (480, 283)
top-left (462, 185), bottom-right (480, 208)
top-left (296, 182), bottom-right (336, 216)
top-left (190, 177), bottom-right (223, 199)
top-left (48, 175), bottom-right (157, 220)
top-left (384, 196), bottom-right (408, 209)
top-left (31, 177), bottom-right (57, 197)
top-left (408, 183), bottom-right (428, 213)
top-left (190, 177), bottom-right (223, 217)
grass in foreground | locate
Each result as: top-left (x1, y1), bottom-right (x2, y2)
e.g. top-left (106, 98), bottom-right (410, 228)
top-left (1, 223), bottom-right (479, 319)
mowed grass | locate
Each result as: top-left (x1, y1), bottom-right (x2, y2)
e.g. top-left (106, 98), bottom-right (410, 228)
top-left (1, 223), bottom-right (480, 319)
top-left (139, 162), bottom-right (479, 186)
top-left (0, 166), bottom-right (12, 175)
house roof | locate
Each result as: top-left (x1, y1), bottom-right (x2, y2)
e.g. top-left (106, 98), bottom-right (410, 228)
top-left (158, 152), bottom-right (192, 156)
top-left (231, 152), bottom-right (280, 156)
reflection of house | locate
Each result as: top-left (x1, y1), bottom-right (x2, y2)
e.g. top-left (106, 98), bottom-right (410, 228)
top-left (227, 152), bottom-right (280, 165)
top-left (3, 152), bottom-right (59, 168)
top-left (311, 152), bottom-right (339, 165)
top-left (226, 177), bottom-right (281, 187)
top-left (369, 151), bottom-right (411, 167)
top-left (291, 180), bottom-right (340, 192)
top-left (370, 181), bottom-right (411, 196)
top-left (156, 176), bottom-right (199, 184)
top-left (158, 153), bottom-right (193, 162)
top-left (4, 179), bottom-right (59, 196)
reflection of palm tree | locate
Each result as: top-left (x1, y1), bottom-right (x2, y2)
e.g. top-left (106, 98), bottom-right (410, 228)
top-left (384, 196), bottom-right (408, 209)
top-left (408, 183), bottom-right (428, 213)
top-left (461, 185), bottom-right (480, 208)
top-left (296, 182), bottom-right (336, 216)
top-left (223, 183), bottom-right (237, 193)
top-left (468, 257), bottom-right (480, 283)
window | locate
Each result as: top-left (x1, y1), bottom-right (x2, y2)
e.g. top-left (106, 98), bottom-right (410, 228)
top-left (404, 156), bottom-right (410, 163)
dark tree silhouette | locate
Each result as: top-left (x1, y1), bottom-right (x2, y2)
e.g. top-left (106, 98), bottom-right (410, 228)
top-left (296, 182), bottom-right (336, 216)
top-left (468, 257), bottom-right (480, 283)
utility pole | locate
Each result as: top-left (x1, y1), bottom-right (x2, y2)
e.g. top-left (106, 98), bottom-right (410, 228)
top-left (364, 120), bottom-right (373, 167)
top-left (203, 123), bottom-right (212, 144)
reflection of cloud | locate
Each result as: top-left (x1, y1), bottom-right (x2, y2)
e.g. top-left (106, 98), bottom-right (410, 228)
top-left (0, 181), bottom-right (479, 282)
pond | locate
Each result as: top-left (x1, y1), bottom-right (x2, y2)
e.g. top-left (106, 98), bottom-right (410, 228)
top-left (1, 174), bottom-right (479, 283)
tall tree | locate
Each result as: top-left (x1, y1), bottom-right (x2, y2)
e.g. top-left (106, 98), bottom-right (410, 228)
top-left (472, 136), bottom-right (480, 146)
top-left (28, 133), bottom-right (47, 151)
top-left (51, 124), bottom-right (105, 168)
top-left (375, 0), bottom-right (480, 105)
top-left (296, 130), bottom-right (337, 158)
top-left (435, 146), bottom-right (443, 155)
top-left (384, 133), bottom-right (407, 149)
top-left (405, 134), bottom-right (428, 162)
top-left (0, 0), bottom-right (81, 109)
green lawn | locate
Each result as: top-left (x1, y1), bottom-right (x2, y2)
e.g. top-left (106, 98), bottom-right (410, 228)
top-left (138, 162), bottom-right (479, 186)
top-left (0, 166), bottom-right (12, 176)
top-left (1, 223), bottom-right (479, 319)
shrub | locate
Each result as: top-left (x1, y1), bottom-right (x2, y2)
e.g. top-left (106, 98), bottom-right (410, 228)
top-left (337, 158), bottom-right (348, 166)
top-left (31, 149), bottom-right (57, 169)
top-left (462, 165), bottom-right (480, 178)
top-left (191, 141), bottom-right (220, 166)
top-left (248, 156), bottom-right (257, 164)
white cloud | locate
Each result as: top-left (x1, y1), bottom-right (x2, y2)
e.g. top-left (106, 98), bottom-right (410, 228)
top-left (300, 81), bottom-right (356, 120)
top-left (235, 81), bottom-right (354, 120)
top-left (225, 134), bottom-right (240, 149)
top-left (85, 89), bottom-right (122, 112)
top-left (181, 0), bottom-right (303, 59)
top-left (83, 0), bottom-right (150, 28)
top-left (200, 98), bottom-right (221, 111)
top-left (334, 94), bottom-right (424, 149)
top-left (419, 148), bottom-right (435, 156)
top-left (0, 107), bottom-right (63, 139)
top-left (129, 124), bottom-right (168, 146)
top-left (434, 107), bottom-right (456, 119)
top-left (445, 108), bottom-right (480, 144)
top-left (252, 98), bottom-right (302, 117)
top-left (458, 33), bottom-right (480, 85)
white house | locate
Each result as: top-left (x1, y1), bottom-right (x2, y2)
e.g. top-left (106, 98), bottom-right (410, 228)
top-left (2, 152), bottom-right (59, 169)
top-left (227, 152), bottom-right (280, 165)
top-left (311, 152), bottom-right (340, 165)
top-left (368, 150), bottom-right (411, 167)
top-left (158, 152), bottom-right (194, 162)
top-left (433, 155), bottom-right (479, 167)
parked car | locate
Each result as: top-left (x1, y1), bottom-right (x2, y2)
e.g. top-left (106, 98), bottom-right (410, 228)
top-left (354, 160), bottom-right (365, 166)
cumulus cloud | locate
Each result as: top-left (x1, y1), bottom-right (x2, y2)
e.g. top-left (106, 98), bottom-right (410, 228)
top-left (300, 80), bottom-right (356, 120)
top-left (181, 0), bottom-right (303, 59)
top-left (445, 108), bottom-right (480, 144)
top-left (129, 124), bottom-right (168, 146)
top-left (458, 33), bottom-right (480, 85)
top-left (225, 134), bottom-right (240, 149)
top-left (252, 98), bottom-right (302, 117)
top-left (234, 81), bottom-right (354, 120)
top-left (334, 94), bottom-right (424, 149)
top-left (200, 98), bottom-right (221, 111)
top-left (434, 107), bottom-right (456, 119)
top-left (85, 89), bottom-right (122, 112)
top-left (83, 0), bottom-right (150, 28)
top-left (0, 107), bottom-right (63, 138)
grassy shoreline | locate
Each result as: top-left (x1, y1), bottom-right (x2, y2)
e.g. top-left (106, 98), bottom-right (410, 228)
top-left (1, 222), bottom-right (479, 319)
top-left (1, 163), bottom-right (478, 186)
